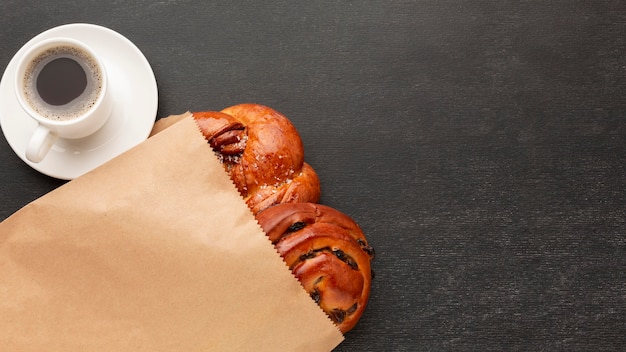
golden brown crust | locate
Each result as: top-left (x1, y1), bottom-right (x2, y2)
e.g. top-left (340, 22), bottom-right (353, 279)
top-left (193, 104), bottom-right (320, 214)
top-left (193, 104), bottom-right (373, 332)
top-left (256, 202), bottom-right (375, 333)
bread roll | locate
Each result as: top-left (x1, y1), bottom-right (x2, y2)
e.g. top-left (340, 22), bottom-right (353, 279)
top-left (193, 104), bottom-right (321, 214)
top-left (256, 202), bottom-right (375, 333)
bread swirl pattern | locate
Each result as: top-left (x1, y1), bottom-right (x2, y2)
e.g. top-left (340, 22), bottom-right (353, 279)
top-left (256, 202), bottom-right (375, 333)
top-left (193, 104), bottom-right (321, 214)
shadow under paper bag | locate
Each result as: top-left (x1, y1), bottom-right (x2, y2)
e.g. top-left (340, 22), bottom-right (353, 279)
top-left (0, 116), bottom-right (343, 351)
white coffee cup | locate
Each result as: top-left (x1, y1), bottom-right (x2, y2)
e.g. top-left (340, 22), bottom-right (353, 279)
top-left (14, 37), bottom-right (112, 163)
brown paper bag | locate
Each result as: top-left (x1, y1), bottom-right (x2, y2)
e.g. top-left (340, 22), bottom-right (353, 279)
top-left (0, 116), bottom-right (343, 351)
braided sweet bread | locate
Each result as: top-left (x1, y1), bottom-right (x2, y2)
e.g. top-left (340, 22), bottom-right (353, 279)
top-left (155, 104), bottom-right (375, 333)
top-left (256, 202), bottom-right (375, 333)
top-left (193, 104), bottom-right (320, 214)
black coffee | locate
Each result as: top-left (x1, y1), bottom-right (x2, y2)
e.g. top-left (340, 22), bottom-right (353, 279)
top-left (23, 45), bottom-right (102, 121)
top-left (36, 57), bottom-right (87, 106)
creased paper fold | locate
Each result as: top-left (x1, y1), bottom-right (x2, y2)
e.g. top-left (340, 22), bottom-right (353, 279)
top-left (0, 116), bottom-right (343, 351)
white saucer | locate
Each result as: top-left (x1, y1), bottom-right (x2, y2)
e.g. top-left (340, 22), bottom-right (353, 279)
top-left (0, 23), bottom-right (158, 180)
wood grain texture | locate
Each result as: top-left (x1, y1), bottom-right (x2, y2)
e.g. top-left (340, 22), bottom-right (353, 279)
top-left (1, 1), bottom-right (625, 350)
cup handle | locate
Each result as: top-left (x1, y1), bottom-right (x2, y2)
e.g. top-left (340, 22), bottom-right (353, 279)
top-left (26, 124), bottom-right (58, 163)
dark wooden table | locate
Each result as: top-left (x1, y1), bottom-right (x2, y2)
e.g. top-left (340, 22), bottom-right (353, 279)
top-left (2, 1), bottom-right (625, 351)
